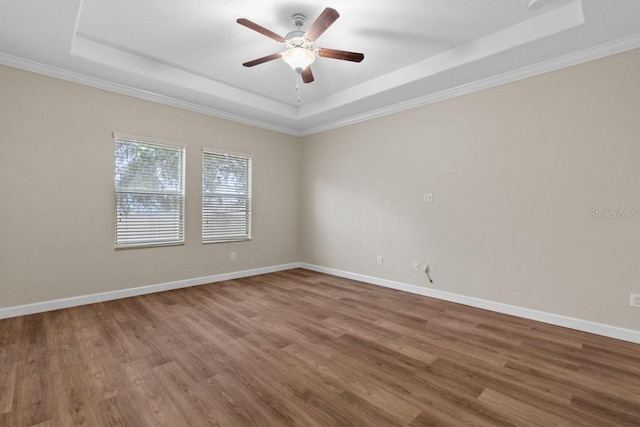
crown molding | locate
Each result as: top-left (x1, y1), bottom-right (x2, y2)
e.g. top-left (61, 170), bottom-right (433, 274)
top-left (3, 31), bottom-right (640, 138)
top-left (300, 32), bottom-right (640, 136)
top-left (0, 52), bottom-right (302, 137)
top-left (298, 0), bottom-right (585, 121)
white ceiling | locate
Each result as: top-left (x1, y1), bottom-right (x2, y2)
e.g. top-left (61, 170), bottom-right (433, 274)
top-left (1, 0), bottom-right (639, 135)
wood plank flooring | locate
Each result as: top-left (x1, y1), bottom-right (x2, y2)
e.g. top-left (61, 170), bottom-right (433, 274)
top-left (1, 268), bottom-right (639, 426)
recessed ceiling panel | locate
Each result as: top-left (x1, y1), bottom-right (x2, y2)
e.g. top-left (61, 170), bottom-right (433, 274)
top-left (1, 0), bottom-right (640, 134)
top-left (75, 0), bottom-right (573, 104)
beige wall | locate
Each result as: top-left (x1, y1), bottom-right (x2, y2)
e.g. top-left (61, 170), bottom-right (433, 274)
top-left (2, 48), bottom-right (640, 332)
top-left (301, 48), bottom-right (640, 331)
top-left (0, 65), bottom-right (302, 308)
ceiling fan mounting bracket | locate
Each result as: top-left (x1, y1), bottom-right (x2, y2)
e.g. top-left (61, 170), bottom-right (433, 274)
top-left (291, 13), bottom-right (306, 29)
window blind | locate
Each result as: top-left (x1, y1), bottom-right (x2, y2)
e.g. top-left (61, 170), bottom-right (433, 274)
top-left (202, 149), bottom-right (252, 243)
top-left (114, 137), bottom-right (185, 248)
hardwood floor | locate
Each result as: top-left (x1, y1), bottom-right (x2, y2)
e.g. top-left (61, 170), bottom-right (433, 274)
top-left (1, 269), bottom-right (639, 426)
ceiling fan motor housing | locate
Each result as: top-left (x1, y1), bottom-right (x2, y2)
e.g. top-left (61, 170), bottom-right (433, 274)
top-left (284, 31), bottom-right (313, 50)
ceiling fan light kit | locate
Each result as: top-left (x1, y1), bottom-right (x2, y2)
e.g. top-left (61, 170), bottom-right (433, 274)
top-left (282, 47), bottom-right (316, 72)
top-left (282, 19), bottom-right (316, 72)
top-left (237, 7), bottom-right (364, 101)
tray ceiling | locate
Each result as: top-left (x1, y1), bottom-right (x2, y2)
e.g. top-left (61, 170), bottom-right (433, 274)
top-left (1, 0), bottom-right (639, 135)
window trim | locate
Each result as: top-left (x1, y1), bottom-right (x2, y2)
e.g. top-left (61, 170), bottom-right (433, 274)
top-left (202, 146), bottom-right (253, 244)
top-left (113, 133), bottom-right (187, 250)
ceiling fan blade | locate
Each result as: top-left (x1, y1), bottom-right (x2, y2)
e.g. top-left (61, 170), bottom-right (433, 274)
top-left (237, 18), bottom-right (285, 43)
top-left (305, 8), bottom-right (340, 41)
top-left (301, 66), bottom-right (314, 83)
top-left (317, 48), bottom-right (364, 62)
top-left (243, 53), bottom-right (281, 67)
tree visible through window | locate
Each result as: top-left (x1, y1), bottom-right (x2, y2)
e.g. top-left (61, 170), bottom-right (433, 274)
top-left (202, 149), bottom-right (252, 243)
top-left (114, 136), bottom-right (185, 248)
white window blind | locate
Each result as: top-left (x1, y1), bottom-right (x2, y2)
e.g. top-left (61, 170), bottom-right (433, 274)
top-left (114, 136), bottom-right (185, 248)
top-left (202, 149), bottom-right (252, 243)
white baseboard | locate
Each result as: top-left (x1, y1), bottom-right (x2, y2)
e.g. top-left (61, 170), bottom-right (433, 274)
top-left (3, 261), bottom-right (638, 344)
top-left (0, 262), bottom-right (302, 320)
top-left (300, 263), bottom-right (640, 345)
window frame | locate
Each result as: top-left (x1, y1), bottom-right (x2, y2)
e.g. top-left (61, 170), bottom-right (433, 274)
top-left (113, 133), bottom-right (187, 250)
top-left (202, 147), bottom-right (252, 244)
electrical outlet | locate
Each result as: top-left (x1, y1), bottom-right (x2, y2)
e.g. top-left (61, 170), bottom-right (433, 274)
top-left (377, 256), bottom-right (383, 265)
top-left (230, 252), bottom-right (236, 261)
top-left (413, 262), bottom-right (420, 271)
top-left (631, 293), bottom-right (640, 308)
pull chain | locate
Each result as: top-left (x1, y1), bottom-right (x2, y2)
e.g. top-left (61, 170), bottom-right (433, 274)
top-left (295, 69), bottom-right (302, 103)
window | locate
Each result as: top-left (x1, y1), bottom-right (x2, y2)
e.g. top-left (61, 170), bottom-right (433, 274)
top-left (114, 134), bottom-right (186, 248)
top-left (202, 148), bottom-right (252, 243)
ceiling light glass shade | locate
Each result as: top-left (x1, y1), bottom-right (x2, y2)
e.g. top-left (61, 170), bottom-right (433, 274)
top-left (282, 47), bottom-right (315, 72)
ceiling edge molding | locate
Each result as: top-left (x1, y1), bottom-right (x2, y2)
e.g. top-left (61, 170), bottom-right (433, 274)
top-left (300, 32), bottom-right (640, 137)
top-left (70, 35), bottom-right (298, 119)
top-left (2, 30), bottom-right (640, 139)
top-left (0, 52), bottom-right (302, 137)
top-left (298, 0), bottom-right (585, 120)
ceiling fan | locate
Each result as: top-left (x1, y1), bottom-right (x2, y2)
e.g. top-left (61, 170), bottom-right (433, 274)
top-left (237, 7), bottom-right (364, 86)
